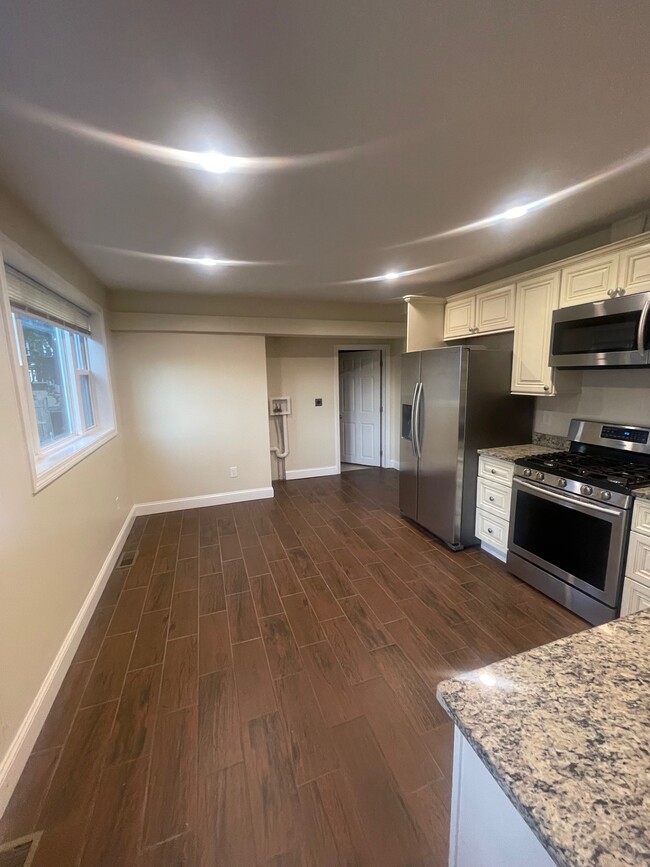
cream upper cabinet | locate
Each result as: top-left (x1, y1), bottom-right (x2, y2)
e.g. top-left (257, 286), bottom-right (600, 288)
top-left (618, 240), bottom-right (650, 296)
top-left (444, 295), bottom-right (476, 339)
top-left (511, 271), bottom-right (560, 395)
top-left (559, 253), bottom-right (620, 307)
top-left (444, 283), bottom-right (515, 340)
top-left (475, 283), bottom-right (516, 333)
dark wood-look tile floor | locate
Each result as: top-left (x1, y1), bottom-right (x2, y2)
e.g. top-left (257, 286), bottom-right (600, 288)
top-left (0, 469), bottom-right (587, 866)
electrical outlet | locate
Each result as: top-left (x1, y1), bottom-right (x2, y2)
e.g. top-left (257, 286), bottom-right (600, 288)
top-left (229, 466), bottom-right (238, 478)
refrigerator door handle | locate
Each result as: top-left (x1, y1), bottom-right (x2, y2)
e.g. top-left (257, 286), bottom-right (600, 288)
top-left (410, 382), bottom-right (419, 457)
top-left (413, 381), bottom-right (423, 459)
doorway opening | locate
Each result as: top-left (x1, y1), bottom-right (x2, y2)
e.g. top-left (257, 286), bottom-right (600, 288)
top-left (337, 347), bottom-right (386, 471)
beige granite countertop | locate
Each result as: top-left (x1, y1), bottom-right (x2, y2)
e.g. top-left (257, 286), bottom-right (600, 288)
top-left (634, 485), bottom-right (650, 500)
top-left (437, 610), bottom-right (650, 867)
top-left (477, 443), bottom-right (555, 462)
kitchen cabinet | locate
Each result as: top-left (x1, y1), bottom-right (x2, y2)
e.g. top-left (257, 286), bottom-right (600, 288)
top-left (618, 240), bottom-right (650, 296)
top-left (511, 271), bottom-right (560, 395)
top-left (621, 499), bottom-right (650, 616)
top-left (443, 283), bottom-right (515, 340)
top-left (559, 252), bottom-right (620, 307)
top-left (475, 456), bottom-right (514, 561)
top-left (403, 295), bottom-right (445, 351)
top-left (444, 295), bottom-right (476, 339)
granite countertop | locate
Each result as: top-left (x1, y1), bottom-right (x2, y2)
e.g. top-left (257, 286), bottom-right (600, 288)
top-left (477, 443), bottom-right (554, 462)
top-left (437, 610), bottom-right (650, 867)
top-left (634, 486), bottom-right (650, 501)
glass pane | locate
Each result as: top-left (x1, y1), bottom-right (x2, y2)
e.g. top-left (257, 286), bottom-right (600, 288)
top-left (552, 311), bottom-right (639, 355)
top-left (73, 332), bottom-right (89, 369)
top-left (513, 491), bottom-right (611, 591)
top-left (79, 374), bottom-right (95, 428)
top-left (19, 316), bottom-right (73, 447)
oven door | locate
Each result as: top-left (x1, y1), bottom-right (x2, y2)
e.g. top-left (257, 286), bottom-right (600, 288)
top-left (550, 291), bottom-right (650, 368)
top-left (508, 478), bottom-right (629, 607)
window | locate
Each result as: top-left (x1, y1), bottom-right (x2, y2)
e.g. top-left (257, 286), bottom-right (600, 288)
top-left (2, 261), bottom-right (116, 490)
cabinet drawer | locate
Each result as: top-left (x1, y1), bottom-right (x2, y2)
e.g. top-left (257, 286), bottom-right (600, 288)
top-left (620, 577), bottom-right (650, 617)
top-left (632, 498), bottom-right (650, 537)
top-left (475, 509), bottom-right (509, 552)
top-left (626, 531), bottom-right (650, 584)
top-left (478, 456), bottom-right (514, 485)
top-left (476, 476), bottom-right (511, 520)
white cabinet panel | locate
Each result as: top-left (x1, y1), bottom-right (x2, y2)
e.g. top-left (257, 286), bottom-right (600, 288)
top-left (444, 295), bottom-right (476, 339)
top-left (477, 477), bottom-right (511, 520)
top-left (632, 499), bottom-right (650, 538)
top-left (476, 284), bottom-right (516, 333)
top-left (626, 531), bottom-right (650, 585)
top-left (559, 253), bottom-right (619, 307)
top-left (475, 509), bottom-right (509, 553)
top-left (511, 271), bottom-right (560, 396)
top-left (620, 578), bottom-right (650, 617)
top-left (478, 455), bottom-right (514, 485)
top-left (619, 241), bottom-right (650, 296)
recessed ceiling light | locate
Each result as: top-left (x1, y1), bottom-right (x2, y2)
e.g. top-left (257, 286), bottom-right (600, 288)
top-left (197, 151), bottom-right (235, 174)
top-left (383, 270), bottom-right (401, 280)
top-left (199, 257), bottom-right (219, 267)
top-left (503, 205), bottom-right (529, 220)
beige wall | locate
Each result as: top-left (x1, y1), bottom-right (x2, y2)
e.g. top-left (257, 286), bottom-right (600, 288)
top-left (534, 369), bottom-right (650, 437)
top-left (266, 337), bottom-right (403, 478)
top-left (0, 183), bottom-right (130, 778)
top-left (113, 332), bottom-right (272, 503)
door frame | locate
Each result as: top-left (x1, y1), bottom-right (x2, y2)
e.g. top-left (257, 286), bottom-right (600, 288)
top-left (333, 344), bottom-right (391, 473)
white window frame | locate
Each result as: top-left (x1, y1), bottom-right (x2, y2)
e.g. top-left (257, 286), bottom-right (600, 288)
top-left (0, 237), bottom-right (118, 492)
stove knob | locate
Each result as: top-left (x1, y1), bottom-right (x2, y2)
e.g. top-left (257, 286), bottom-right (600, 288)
top-left (581, 485), bottom-right (593, 496)
top-left (601, 490), bottom-right (612, 501)
top-left (535, 471), bottom-right (545, 481)
top-left (523, 468), bottom-right (532, 478)
top-left (557, 478), bottom-right (567, 488)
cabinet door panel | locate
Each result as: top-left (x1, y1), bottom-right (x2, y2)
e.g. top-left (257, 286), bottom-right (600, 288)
top-left (619, 241), bottom-right (650, 296)
top-left (511, 272), bottom-right (560, 395)
top-left (444, 296), bottom-right (476, 339)
top-left (476, 284), bottom-right (515, 333)
top-left (620, 578), bottom-right (650, 617)
top-left (559, 254), bottom-right (619, 307)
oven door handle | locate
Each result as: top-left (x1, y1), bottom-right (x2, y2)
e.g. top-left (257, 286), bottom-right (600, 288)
top-left (637, 298), bottom-right (650, 352)
top-left (513, 477), bottom-right (625, 518)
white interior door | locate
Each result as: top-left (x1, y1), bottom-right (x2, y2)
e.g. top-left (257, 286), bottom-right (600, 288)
top-left (339, 350), bottom-right (382, 466)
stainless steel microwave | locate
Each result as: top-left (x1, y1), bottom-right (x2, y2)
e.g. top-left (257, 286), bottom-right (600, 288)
top-left (550, 291), bottom-right (650, 368)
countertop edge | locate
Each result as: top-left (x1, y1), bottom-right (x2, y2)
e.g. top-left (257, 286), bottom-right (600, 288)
top-left (436, 683), bottom-right (571, 867)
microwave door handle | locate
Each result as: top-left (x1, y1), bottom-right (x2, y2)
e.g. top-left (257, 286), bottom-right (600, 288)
top-left (637, 298), bottom-right (650, 351)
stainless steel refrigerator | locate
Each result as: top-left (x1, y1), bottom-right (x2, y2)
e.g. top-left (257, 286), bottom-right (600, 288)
top-left (400, 346), bottom-right (533, 549)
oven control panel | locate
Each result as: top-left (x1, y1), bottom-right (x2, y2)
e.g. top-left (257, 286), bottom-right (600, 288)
top-left (601, 425), bottom-right (649, 445)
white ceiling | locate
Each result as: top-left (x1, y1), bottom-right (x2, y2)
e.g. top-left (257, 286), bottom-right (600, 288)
top-left (1, 0), bottom-right (650, 302)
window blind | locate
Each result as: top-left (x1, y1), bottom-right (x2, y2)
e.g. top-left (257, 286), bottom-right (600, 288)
top-left (6, 265), bottom-right (92, 335)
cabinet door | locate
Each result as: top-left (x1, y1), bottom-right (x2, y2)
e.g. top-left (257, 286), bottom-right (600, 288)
top-left (511, 272), bottom-right (560, 395)
top-left (559, 253), bottom-right (619, 307)
top-left (618, 241), bottom-right (650, 296)
top-left (476, 284), bottom-right (515, 333)
top-left (620, 577), bottom-right (650, 617)
top-left (444, 295), bottom-right (476, 339)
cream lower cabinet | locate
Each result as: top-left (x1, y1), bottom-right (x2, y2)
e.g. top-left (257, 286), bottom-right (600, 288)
top-left (621, 499), bottom-right (650, 616)
top-left (511, 271), bottom-right (560, 395)
top-left (475, 456), bottom-right (513, 562)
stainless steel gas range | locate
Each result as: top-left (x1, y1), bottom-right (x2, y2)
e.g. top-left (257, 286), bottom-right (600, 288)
top-left (507, 419), bottom-right (650, 625)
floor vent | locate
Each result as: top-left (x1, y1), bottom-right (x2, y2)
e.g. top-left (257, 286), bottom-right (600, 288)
top-left (117, 549), bottom-right (138, 569)
top-left (0, 833), bottom-right (42, 867)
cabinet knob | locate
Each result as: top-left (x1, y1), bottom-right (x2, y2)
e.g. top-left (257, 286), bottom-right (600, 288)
top-left (617, 287), bottom-right (625, 296)
top-left (487, 527), bottom-right (493, 534)
top-left (607, 288), bottom-right (616, 298)
top-left (491, 469), bottom-right (497, 474)
top-left (489, 496), bottom-right (495, 502)
top-left (543, 385), bottom-right (550, 392)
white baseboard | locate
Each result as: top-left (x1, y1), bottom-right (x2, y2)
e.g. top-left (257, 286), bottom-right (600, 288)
top-left (0, 506), bottom-right (137, 817)
top-left (132, 486), bottom-right (274, 516)
top-left (388, 459), bottom-right (401, 470)
top-left (284, 466), bottom-right (339, 481)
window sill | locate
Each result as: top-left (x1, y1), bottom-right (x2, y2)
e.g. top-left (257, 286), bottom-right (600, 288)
top-left (33, 427), bottom-right (117, 493)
